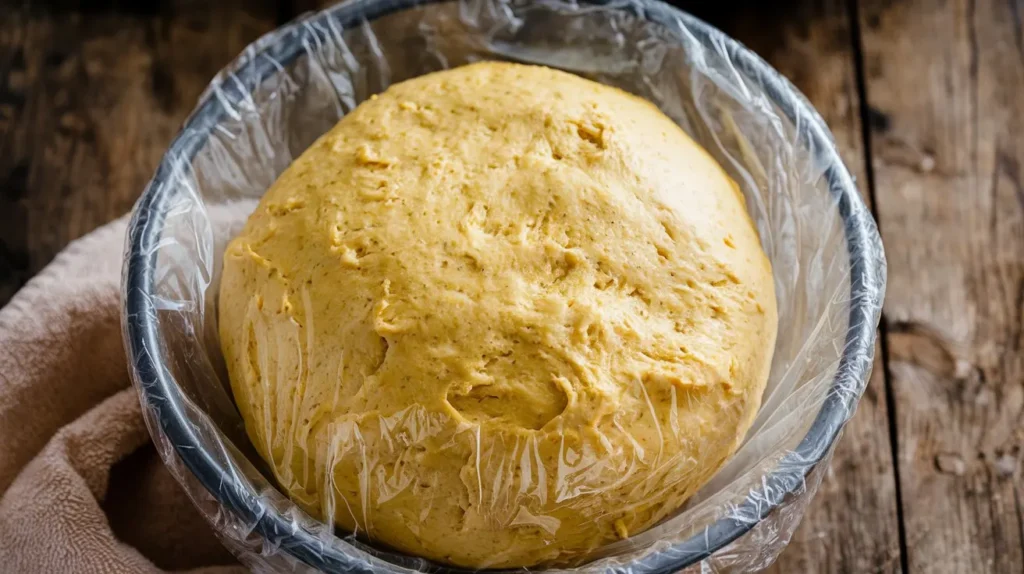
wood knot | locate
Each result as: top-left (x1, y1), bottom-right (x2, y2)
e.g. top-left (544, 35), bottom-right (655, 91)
top-left (887, 320), bottom-right (964, 380)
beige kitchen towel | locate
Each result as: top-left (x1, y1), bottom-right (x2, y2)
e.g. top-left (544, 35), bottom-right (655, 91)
top-left (0, 218), bottom-right (244, 573)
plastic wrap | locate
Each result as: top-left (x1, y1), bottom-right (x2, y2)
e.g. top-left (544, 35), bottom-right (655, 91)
top-left (121, 0), bottom-right (886, 572)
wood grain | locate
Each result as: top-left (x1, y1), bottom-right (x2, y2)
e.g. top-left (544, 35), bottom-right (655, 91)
top-left (0, 0), bottom-right (276, 305)
top-left (860, 0), bottom-right (1024, 571)
top-left (690, 1), bottom-right (905, 571)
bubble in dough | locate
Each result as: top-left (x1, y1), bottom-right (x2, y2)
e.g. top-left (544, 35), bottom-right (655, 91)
top-left (218, 62), bottom-right (777, 569)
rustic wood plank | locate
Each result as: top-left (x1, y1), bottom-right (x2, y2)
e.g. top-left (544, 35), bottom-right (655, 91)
top-left (0, 0), bottom-right (277, 306)
top-left (686, 1), bottom-right (906, 571)
top-left (860, 0), bottom-right (1024, 571)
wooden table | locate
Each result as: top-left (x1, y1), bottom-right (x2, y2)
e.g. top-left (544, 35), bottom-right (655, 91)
top-left (1, 1), bottom-right (1021, 572)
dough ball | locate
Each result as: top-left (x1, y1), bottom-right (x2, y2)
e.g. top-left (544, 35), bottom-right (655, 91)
top-left (219, 62), bottom-right (777, 568)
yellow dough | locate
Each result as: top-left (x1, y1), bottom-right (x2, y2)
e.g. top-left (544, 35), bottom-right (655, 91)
top-left (218, 62), bottom-right (777, 568)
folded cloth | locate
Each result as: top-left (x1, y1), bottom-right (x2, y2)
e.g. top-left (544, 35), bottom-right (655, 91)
top-left (0, 218), bottom-right (244, 574)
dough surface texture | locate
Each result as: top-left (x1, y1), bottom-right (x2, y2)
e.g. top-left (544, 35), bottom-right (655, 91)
top-left (218, 62), bottom-right (777, 568)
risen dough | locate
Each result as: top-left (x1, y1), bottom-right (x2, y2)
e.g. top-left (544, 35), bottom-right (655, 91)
top-left (219, 62), bottom-right (777, 568)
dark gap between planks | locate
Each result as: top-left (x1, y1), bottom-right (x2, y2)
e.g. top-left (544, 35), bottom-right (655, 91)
top-left (846, 0), bottom-right (909, 572)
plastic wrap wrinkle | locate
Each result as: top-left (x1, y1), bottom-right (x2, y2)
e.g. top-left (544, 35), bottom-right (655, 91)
top-left (121, 0), bottom-right (886, 572)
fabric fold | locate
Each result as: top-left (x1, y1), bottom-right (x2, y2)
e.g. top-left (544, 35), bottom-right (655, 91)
top-left (0, 219), bottom-right (242, 574)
